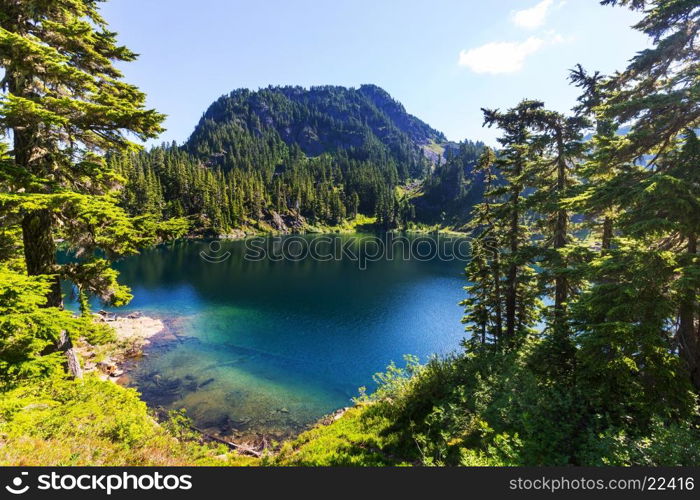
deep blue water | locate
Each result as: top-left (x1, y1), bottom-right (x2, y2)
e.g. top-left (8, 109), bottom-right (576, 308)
top-left (70, 234), bottom-right (468, 438)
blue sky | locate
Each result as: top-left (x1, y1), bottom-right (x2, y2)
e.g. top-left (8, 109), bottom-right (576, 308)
top-left (102, 0), bottom-right (649, 145)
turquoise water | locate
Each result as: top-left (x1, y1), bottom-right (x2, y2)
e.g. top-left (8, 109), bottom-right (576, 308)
top-left (76, 234), bottom-right (468, 439)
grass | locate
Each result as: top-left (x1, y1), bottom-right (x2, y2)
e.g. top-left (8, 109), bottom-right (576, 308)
top-left (0, 376), bottom-right (258, 466)
top-left (306, 214), bottom-right (378, 233)
top-left (404, 221), bottom-right (467, 236)
top-left (273, 406), bottom-right (410, 466)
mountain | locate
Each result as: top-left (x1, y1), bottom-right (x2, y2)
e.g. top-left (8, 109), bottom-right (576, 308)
top-left (185, 84), bottom-right (446, 179)
top-left (111, 85), bottom-right (484, 234)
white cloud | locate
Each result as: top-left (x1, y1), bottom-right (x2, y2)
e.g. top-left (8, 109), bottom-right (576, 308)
top-left (458, 36), bottom-right (546, 74)
top-left (512, 0), bottom-right (555, 29)
top-left (544, 29), bottom-right (569, 44)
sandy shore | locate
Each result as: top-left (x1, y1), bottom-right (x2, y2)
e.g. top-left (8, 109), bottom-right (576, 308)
top-left (109, 315), bottom-right (166, 343)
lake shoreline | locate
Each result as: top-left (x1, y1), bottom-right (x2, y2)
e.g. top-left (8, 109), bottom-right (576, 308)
top-left (178, 217), bottom-right (469, 241)
top-left (77, 312), bottom-right (173, 381)
top-left (83, 311), bottom-right (356, 454)
top-left (81, 312), bottom-right (307, 454)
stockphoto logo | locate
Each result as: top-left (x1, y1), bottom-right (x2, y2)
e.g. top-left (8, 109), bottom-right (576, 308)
top-left (5, 472), bottom-right (29, 495)
top-left (3, 471), bottom-right (192, 495)
top-left (199, 240), bottom-right (231, 263)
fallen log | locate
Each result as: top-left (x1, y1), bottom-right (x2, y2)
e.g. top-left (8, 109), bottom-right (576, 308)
top-left (190, 425), bottom-right (262, 458)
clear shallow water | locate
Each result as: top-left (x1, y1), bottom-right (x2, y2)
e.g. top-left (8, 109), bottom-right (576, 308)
top-left (71, 234), bottom-right (468, 439)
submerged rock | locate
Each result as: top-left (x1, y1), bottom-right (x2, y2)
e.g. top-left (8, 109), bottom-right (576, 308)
top-left (198, 377), bottom-right (216, 388)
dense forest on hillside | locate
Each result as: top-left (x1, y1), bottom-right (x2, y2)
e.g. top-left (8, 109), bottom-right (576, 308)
top-left (0, 0), bottom-right (698, 467)
top-left (108, 86), bottom-right (485, 233)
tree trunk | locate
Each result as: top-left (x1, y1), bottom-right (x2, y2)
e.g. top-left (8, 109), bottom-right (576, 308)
top-left (553, 133), bottom-right (568, 332)
top-left (58, 330), bottom-right (83, 379)
top-left (21, 209), bottom-right (63, 308)
top-left (678, 234), bottom-right (699, 393)
top-left (554, 274), bottom-right (567, 326)
top-left (492, 248), bottom-right (503, 342)
top-left (506, 180), bottom-right (520, 340)
top-left (602, 216), bottom-right (613, 251)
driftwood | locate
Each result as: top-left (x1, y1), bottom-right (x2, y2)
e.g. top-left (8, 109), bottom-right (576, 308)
top-left (58, 330), bottom-right (83, 379)
top-left (190, 425), bottom-right (262, 458)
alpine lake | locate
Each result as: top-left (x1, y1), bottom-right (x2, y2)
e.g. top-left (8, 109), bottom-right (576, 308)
top-left (67, 233), bottom-right (470, 441)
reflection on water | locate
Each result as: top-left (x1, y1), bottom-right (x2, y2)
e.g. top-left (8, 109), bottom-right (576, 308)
top-left (72, 234), bottom-right (468, 439)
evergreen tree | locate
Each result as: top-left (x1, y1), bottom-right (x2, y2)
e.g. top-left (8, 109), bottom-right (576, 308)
top-left (573, 0), bottom-right (700, 393)
top-left (0, 1), bottom-right (165, 375)
top-left (482, 101), bottom-right (544, 344)
top-left (462, 147), bottom-right (504, 346)
top-left (527, 109), bottom-right (587, 369)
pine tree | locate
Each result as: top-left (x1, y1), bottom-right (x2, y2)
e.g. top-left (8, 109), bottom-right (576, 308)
top-left (569, 64), bottom-right (620, 251)
top-left (462, 147), bottom-right (504, 346)
top-left (574, 0), bottom-right (700, 393)
top-left (0, 1), bottom-right (165, 375)
top-left (482, 101), bottom-right (544, 344)
top-left (527, 109), bottom-right (587, 366)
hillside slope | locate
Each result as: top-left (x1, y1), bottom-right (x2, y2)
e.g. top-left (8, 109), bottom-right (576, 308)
top-left (186, 84), bottom-right (445, 179)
